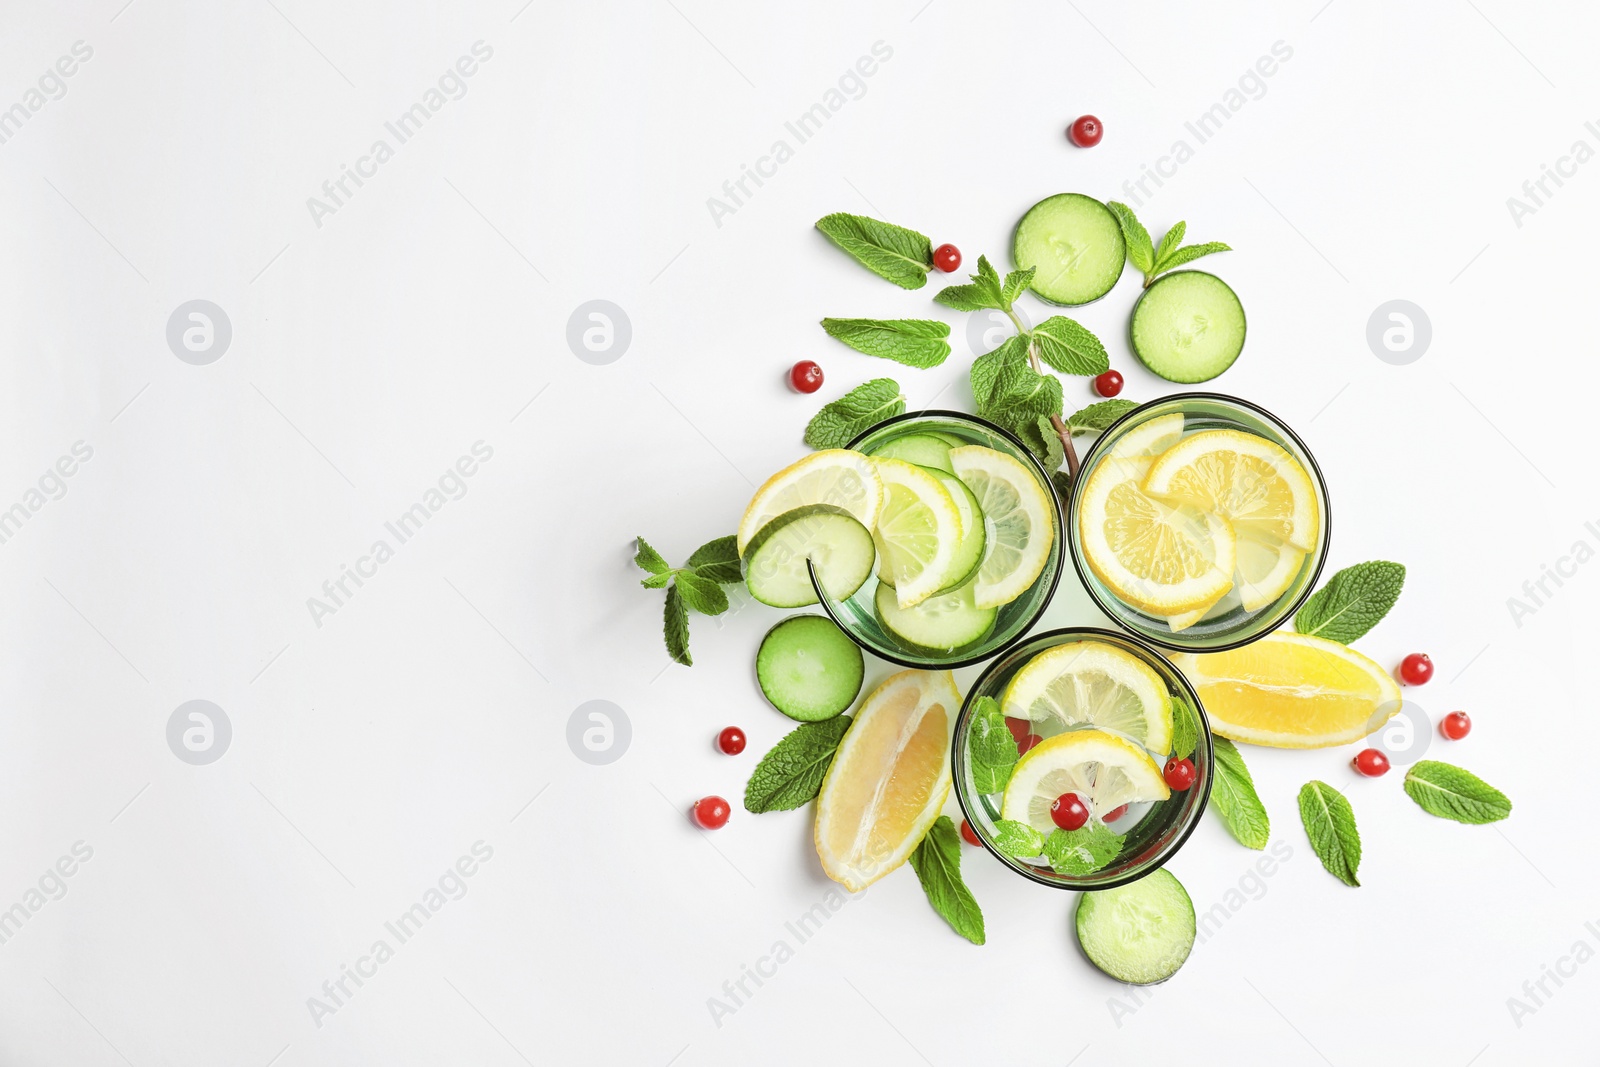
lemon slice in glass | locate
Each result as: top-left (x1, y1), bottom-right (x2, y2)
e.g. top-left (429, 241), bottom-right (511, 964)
top-left (947, 445), bottom-right (1055, 609)
top-left (737, 449), bottom-right (883, 555)
top-left (1108, 412), bottom-right (1185, 460)
top-left (1142, 429), bottom-right (1320, 552)
top-left (1002, 728), bottom-right (1170, 833)
top-left (1001, 640), bottom-right (1172, 753)
top-left (871, 458), bottom-right (963, 609)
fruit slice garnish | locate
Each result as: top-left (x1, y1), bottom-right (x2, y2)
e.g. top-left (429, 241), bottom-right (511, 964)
top-left (737, 449), bottom-right (883, 555)
top-left (871, 458), bottom-right (963, 609)
top-left (1169, 632), bottom-right (1401, 748)
top-left (1002, 728), bottom-right (1170, 834)
top-left (946, 445), bottom-right (1056, 609)
top-left (1142, 429), bottom-right (1320, 552)
top-left (814, 670), bottom-right (959, 891)
top-left (1234, 531), bottom-right (1305, 612)
top-left (1106, 412), bottom-right (1185, 461)
top-left (1001, 640), bottom-right (1173, 753)
top-left (1166, 589), bottom-right (1228, 633)
top-left (1078, 456), bottom-right (1236, 615)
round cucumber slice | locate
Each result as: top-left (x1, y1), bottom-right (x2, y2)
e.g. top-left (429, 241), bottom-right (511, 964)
top-left (756, 615), bottom-right (864, 721)
top-left (743, 506), bottom-right (876, 608)
top-left (870, 434), bottom-right (954, 472)
top-left (1013, 193), bottom-right (1126, 306)
top-left (874, 580), bottom-right (997, 652)
top-left (1074, 868), bottom-right (1196, 984)
top-left (1130, 270), bottom-right (1246, 383)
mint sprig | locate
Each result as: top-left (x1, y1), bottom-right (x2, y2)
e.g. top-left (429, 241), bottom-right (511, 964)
top-left (1295, 561), bottom-right (1406, 645)
top-left (814, 213), bottom-right (934, 289)
top-left (635, 535), bottom-right (741, 666)
top-left (1403, 761), bottom-right (1512, 825)
top-left (1107, 202), bottom-right (1231, 287)
top-left (743, 717), bottom-right (852, 813)
top-left (1298, 780), bottom-right (1361, 886)
top-left (1211, 738), bottom-right (1270, 850)
top-left (803, 378), bottom-right (906, 450)
top-left (933, 255), bottom-right (1030, 313)
top-left (909, 817), bottom-right (985, 944)
top-left (1045, 823), bottom-right (1125, 876)
top-left (820, 318), bottom-right (950, 368)
top-left (967, 696), bottom-right (1018, 793)
top-left (1064, 398), bottom-right (1137, 436)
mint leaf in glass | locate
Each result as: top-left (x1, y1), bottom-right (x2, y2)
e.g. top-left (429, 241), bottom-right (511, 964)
top-left (1211, 737), bottom-right (1270, 850)
top-left (820, 318), bottom-right (950, 368)
top-left (1298, 780), bottom-right (1361, 886)
top-left (990, 819), bottom-right (1045, 859)
top-left (1045, 823), bottom-right (1125, 876)
top-left (814, 213), bottom-right (932, 289)
top-left (968, 696), bottom-right (1018, 794)
top-left (1295, 560), bottom-right (1406, 644)
top-left (743, 717), bottom-right (852, 813)
top-left (803, 378), bottom-right (906, 450)
top-left (1403, 761), bottom-right (1512, 825)
top-left (1169, 695), bottom-right (1199, 761)
top-left (908, 817), bottom-right (985, 944)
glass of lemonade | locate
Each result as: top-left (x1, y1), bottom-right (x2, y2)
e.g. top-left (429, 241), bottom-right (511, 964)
top-left (952, 628), bottom-right (1213, 890)
top-left (1066, 392), bottom-right (1331, 652)
top-left (807, 411), bottom-right (1064, 669)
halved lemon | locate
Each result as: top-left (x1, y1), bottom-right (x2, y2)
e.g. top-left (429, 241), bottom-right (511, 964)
top-left (814, 670), bottom-right (959, 891)
top-left (1107, 412), bottom-right (1185, 460)
top-left (1169, 631), bottom-right (1401, 748)
top-left (1002, 728), bottom-right (1169, 833)
top-left (1078, 456), bottom-right (1236, 615)
top-left (737, 449), bottom-right (883, 555)
top-left (1142, 430), bottom-right (1320, 552)
top-left (947, 445), bottom-right (1056, 609)
top-left (871, 458), bottom-right (963, 608)
top-left (1001, 641), bottom-right (1172, 753)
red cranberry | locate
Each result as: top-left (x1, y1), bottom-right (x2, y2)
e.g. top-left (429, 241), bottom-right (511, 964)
top-left (1050, 792), bottom-right (1090, 831)
top-left (1398, 653), bottom-right (1433, 686)
top-left (1005, 717), bottom-right (1032, 745)
top-left (1441, 711), bottom-right (1471, 740)
top-left (789, 361), bottom-right (824, 393)
top-left (1352, 748), bottom-right (1390, 777)
top-left (1017, 734), bottom-right (1044, 756)
top-left (1094, 370), bottom-right (1124, 397)
top-left (717, 727), bottom-right (746, 755)
top-left (1103, 804), bottom-right (1129, 823)
top-left (932, 244), bottom-right (962, 273)
top-left (1068, 115), bottom-right (1103, 147)
top-left (960, 819), bottom-right (981, 847)
top-left (1163, 758), bottom-right (1196, 791)
top-left (692, 796), bottom-right (730, 830)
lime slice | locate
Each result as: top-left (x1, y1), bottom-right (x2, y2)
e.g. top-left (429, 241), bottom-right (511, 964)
top-left (1002, 728), bottom-right (1169, 833)
top-left (1001, 640), bottom-right (1172, 753)
top-left (737, 450), bottom-right (883, 555)
top-left (871, 458), bottom-right (963, 609)
top-left (946, 446), bottom-right (1055, 610)
top-left (1143, 429), bottom-right (1320, 552)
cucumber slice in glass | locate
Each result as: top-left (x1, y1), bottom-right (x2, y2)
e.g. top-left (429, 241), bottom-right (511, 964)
top-left (1130, 270), bottom-right (1246, 383)
top-left (743, 506), bottom-right (876, 608)
top-left (756, 615), bottom-right (864, 721)
top-left (874, 580), bottom-right (997, 652)
top-left (1013, 193), bottom-right (1126, 306)
top-left (869, 433), bottom-right (954, 472)
top-left (1074, 868), bottom-right (1196, 984)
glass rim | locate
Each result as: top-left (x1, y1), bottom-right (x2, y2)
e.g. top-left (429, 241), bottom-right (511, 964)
top-left (1064, 390), bottom-right (1333, 654)
top-left (950, 626), bottom-right (1215, 891)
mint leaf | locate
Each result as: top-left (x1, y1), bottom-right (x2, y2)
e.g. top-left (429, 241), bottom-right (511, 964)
top-left (1403, 761), bottom-right (1512, 825)
top-left (820, 318), bottom-right (951, 368)
top-left (1107, 201), bottom-right (1154, 275)
top-left (634, 536), bottom-right (670, 576)
top-left (814, 213), bottom-right (932, 289)
top-left (1295, 561), bottom-right (1405, 644)
top-left (982, 360), bottom-right (1062, 432)
top-left (663, 584), bottom-right (691, 665)
top-left (1001, 266), bottom-right (1035, 309)
top-left (970, 335), bottom-right (1028, 410)
top-left (1154, 221), bottom-right (1186, 266)
top-left (1064, 398), bottom-right (1137, 435)
top-left (1045, 823), bottom-right (1124, 876)
top-left (674, 572), bottom-right (729, 616)
top-left (1154, 241), bottom-right (1231, 276)
top-left (1050, 469), bottom-right (1073, 502)
top-left (744, 717), bottom-right (852, 813)
top-left (909, 817), bottom-right (985, 944)
top-left (1298, 780), bottom-right (1360, 886)
top-left (934, 255), bottom-right (1007, 312)
top-left (1036, 415), bottom-right (1065, 473)
top-left (1031, 316), bottom-right (1109, 376)
top-left (1169, 695), bottom-right (1198, 761)
top-left (804, 378), bottom-right (906, 450)
top-left (685, 535), bottom-right (741, 585)
top-left (1211, 738), bottom-right (1270, 849)
top-left (968, 696), bottom-right (1018, 793)
top-left (991, 819), bottom-right (1045, 859)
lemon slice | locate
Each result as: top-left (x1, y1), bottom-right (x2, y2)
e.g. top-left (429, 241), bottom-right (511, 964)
top-left (1235, 532), bottom-right (1305, 612)
top-left (814, 670), bottom-right (959, 891)
top-left (737, 450), bottom-right (883, 555)
top-left (946, 445), bottom-right (1056, 609)
top-left (1078, 456), bottom-right (1236, 615)
top-left (1170, 632), bottom-right (1401, 748)
top-left (870, 458), bottom-right (963, 608)
top-left (1107, 412), bottom-right (1185, 460)
top-left (1166, 589), bottom-right (1229, 632)
top-left (1143, 430), bottom-right (1320, 552)
top-left (1001, 640), bottom-right (1172, 753)
top-left (1002, 729), bottom-right (1170, 833)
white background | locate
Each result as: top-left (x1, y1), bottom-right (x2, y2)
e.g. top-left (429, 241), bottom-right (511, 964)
top-left (0, 0), bottom-right (1594, 1064)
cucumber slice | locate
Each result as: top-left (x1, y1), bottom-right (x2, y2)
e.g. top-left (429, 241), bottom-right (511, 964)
top-left (926, 431), bottom-right (967, 447)
top-left (756, 615), bottom-right (864, 721)
top-left (744, 506), bottom-right (876, 608)
top-left (870, 434), bottom-right (953, 472)
top-left (874, 580), bottom-right (997, 652)
top-left (1013, 193), bottom-right (1126, 306)
top-left (1130, 270), bottom-right (1246, 383)
top-left (1074, 869), bottom-right (1196, 984)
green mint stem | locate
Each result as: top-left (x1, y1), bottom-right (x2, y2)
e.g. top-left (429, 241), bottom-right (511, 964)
top-left (1007, 309), bottom-right (1079, 479)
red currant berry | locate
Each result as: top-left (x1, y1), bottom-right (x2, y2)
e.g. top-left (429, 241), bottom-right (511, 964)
top-left (933, 243), bottom-right (962, 273)
top-left (1017, 734), bottom-right (1044, 756)
top-left (692, 796), bottom-right (730, 830)
top-left (1050, 792), bottom-right (1090, 831)
top-left (1398, 652), bottom-right (1433, 686)
top-left (1103, 804), bottom-right (1129, 823)
top-left (960, 819), bottom-right (982, 847)
top-left (1094, 370), bottom-right (1124, 398)
top-left (789, 360), bottom-right (824, 394)
top-left (1005, 717), bottom-right (1032, 745)
top-left (1352, 748), bottom-right (1390, 777)
top-left (717, 727), bottom-right (746, 755)
top-left (1068, 115), bottom-right (1103, 147)
top-left (1441, 711), bottom-right (1472, 740)
top-left (1163, 757), bottom-right (1196, 791)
